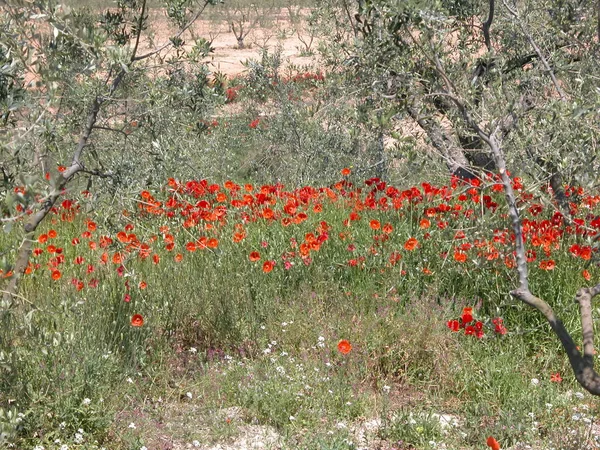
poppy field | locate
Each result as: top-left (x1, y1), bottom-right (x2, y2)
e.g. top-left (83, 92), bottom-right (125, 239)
top-left (2, 170), bottom-right (600, 449)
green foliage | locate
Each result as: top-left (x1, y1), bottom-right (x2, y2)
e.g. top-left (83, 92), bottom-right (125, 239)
top-left (1, 0), bottom-right (600, 448)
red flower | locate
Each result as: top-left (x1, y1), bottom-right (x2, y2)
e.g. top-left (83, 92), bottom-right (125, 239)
top-left (453, 251), bottom-right (467, 263)
top-left (341, 168), bottom-right (351, 176)
top-left (337, 339), bottom-right (352, 354)
top-left (486, 436), bottom-right (500, 450)
top-left (249, 251), bottom-right (261, 262)
top-left (131, 314), bottom-right (144, 327)
top-left (539, 259), bottom-right (556, 271)
top-left (249, 118), bottom-right (260, 129)
top-left (583, 270), bottom-right (591, 281)
top-left (263, 260), bottom-right (274, 273)
top-left (446, 320), bottom-right (460, 332)
top-left (550, 372), bottom-right (562, 383)
top-left (461, 307), bottom-right (473, 324)
top-left (404, 237), bottom-right (418, 251)
top-left (369, 219), bottom-right (381, 230)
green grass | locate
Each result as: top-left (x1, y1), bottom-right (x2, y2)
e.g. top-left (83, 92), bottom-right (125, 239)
top-left (1, 173), bottom-right (599, 449)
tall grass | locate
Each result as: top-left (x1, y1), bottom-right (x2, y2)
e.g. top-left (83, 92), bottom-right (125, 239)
top-left (1, 173), bottom-right (599, 448)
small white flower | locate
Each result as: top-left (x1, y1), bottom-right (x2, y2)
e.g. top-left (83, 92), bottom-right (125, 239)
top-left (531, 378), bottom-right (540, 386)
top-left (74, 433), bottom-right (84, 443)
top-left (280, 351), bottom-right (288, 356)
top-left (33, 446), bottom-right (45, 450)
top-left (189, 347), bottom-right (197, 354)
top-left (128, 422), bottom-right (136, 429)
top-left (271, 341), bottom-right (277, 346)
top-left (193, 441), bottom-right (200, 447)
top-left (383, 385), bottom-right (391, 393)
top-left (140, 447), bottom-right (148, 450)
top-left (289, 415), bottom-right (295, 421)
top-left (59, 422), bottom-right (66, 429)
top-left (276, 366), bottom-right (285, 374)
top-left (186, 392), bottom-right (193, 399)
top-left (575, 392), bottom-right (585, 399)
top-left (82, 398), bottom-right (91, 405)
top-left (263, 348), bottom-right (271, 355)
top-left (545, 403), bottom-right (553, 409)
top-left (127, 377), bottom-right (133, 383)
top-left (281, 322), bottom-right (288, 327)
top-left (260, 325), bottom-right (266, 330)
top-left (60, 445), bottom-right (69, 450)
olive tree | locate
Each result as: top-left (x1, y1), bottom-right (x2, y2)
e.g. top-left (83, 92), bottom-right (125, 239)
top-left (317, 0), bottom-right (600, 393)
top-left (1, 0), bottom-right (218, 314)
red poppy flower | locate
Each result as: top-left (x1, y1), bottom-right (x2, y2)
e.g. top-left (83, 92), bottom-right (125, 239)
top-left (550, 372), bottom-right (562, 383)
top-left (38, 234), bottom-right (48, 244)
top-left (461, 307), bottom-right (473, 324)
top-left (131, 314), bottom-right (144, 327)
top-left (48, 229), bottom-right (57, 239)
top-left (369, 219), bottom-right (381, 230)
top-left (404, 237), bottom-right (418, 251)
top-left (419, 218), bottom-right (431, 229)
top-left (341, 168), bottom-right (351, 176)
top-left (453, 251), bottom-right (467, 263)
top-left (446, 320), bottom-right (460, 332)
top-left (51, 270), bottom-right (61, 281)
top-left (337, 339), bottom-right (352, 354)
top-left (263, 260), bottom-right (274, 273)
top-left (539, 260), bottom-right (556, 270)
top-left (207, 238), bottom-right (219, 249)
top-left (486, 436), bottom-right (500, 450)
top-left (382, 223), bottom-right (393, 234)
top-left (583, 270), bottom-right (591, 281)
top-left (249, 251), bottom-right (261, 262)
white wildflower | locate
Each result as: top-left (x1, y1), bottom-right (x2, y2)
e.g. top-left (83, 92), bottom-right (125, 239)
top-left (531, 378), bottom-right (539, 386)
top-left (128, 422), bottom-right (136, 429)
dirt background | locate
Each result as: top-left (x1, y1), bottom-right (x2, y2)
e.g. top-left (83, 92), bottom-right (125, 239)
top-left (144, 8), bottom-right (320, 77)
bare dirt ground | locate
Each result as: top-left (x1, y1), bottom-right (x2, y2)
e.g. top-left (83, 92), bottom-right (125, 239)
top-left (144, 8), bottom-right (320, 78)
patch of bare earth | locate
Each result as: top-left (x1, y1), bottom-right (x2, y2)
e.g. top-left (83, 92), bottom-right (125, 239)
top-left (144, 8), bottom-right (320, 79)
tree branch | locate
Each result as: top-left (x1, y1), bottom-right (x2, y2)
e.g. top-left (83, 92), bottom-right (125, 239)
top-left (502, 0), bottom-right (567, 101)
top-left (483, 0), bottom-right (494, 51)
top-left (132, 0), bottom-right (211, 62)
